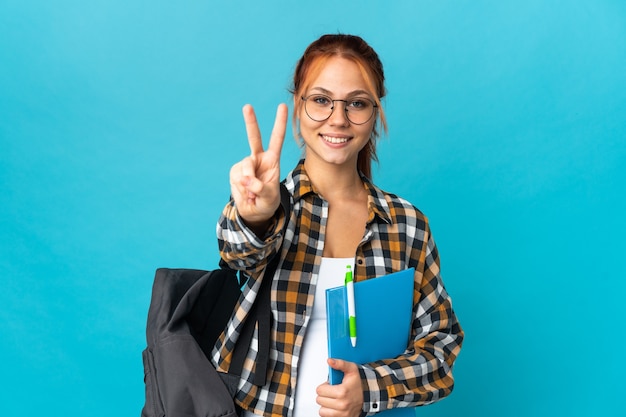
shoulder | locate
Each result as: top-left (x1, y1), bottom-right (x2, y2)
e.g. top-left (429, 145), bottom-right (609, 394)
top-left (367, 182), bottom-right (430, 232)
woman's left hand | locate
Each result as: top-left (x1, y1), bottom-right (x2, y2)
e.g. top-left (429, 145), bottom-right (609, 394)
top-left (316, 358), bottom-right (364, 417)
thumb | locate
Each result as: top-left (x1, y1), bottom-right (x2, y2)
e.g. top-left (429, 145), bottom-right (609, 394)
top-left (328, 358), bottom-right (357, 373)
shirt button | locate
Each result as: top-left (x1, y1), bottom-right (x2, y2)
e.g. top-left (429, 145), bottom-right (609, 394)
top-left (357, 258), bottom-right (364, 265)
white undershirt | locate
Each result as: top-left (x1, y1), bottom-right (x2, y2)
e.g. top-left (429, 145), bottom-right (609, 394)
top-left (293, 257), bottom-right (354, 417)
top-left (243, 257), bottom-right (354, 417)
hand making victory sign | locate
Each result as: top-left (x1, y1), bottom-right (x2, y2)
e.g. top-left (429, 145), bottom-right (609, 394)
top-left (229, 103), bottom-right (288, 232)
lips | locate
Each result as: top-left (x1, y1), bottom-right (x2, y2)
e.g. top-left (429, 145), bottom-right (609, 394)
top-left (321, 134), bottom-right (350, 144)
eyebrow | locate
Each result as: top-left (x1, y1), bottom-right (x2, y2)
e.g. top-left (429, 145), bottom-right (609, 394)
top-left (309, 87), bottom-right (372, 97)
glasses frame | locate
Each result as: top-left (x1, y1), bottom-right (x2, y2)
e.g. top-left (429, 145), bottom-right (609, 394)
top-left (301, 94), bottom-right (378, 125)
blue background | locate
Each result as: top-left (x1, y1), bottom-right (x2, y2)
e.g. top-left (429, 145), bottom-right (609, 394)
top-left (1, 1), bottom-right (625, 416)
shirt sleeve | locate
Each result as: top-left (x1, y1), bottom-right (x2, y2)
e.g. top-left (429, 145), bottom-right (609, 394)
top-left (358, 227), bottom-right (464, 414)
top-left (212, 198), bottom-right (287, 372)
top-left (216, 198), bottom-right (286, 275)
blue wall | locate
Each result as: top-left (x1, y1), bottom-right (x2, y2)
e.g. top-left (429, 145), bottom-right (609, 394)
top-left (1, 1), bottom-right (625, 416)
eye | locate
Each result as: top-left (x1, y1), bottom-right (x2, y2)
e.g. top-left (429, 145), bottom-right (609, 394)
top-left (348, 98), bottom-right (371, 110)
top-left (311, 95), bottom-right (332, 106)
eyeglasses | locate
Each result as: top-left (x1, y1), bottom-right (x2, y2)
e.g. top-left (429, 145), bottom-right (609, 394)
top-left (301, 94), bottom-right (378, 125)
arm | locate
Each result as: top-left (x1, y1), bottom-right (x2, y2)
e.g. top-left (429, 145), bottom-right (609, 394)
top-left (358, 230), bottom-right (464, 414)
top-left (217, 193), bottom-right (287, 275)
top-left (316, 224), bottom-right (463, 417)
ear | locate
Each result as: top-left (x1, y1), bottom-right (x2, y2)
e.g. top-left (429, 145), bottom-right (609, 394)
top-left (292, 97), bottom-right (303, 145)
top-left (292, 95), bottom-right (301, 119)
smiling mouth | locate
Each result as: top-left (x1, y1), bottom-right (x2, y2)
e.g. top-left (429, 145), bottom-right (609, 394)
top-left (321, 135), bottom-right (350, 144)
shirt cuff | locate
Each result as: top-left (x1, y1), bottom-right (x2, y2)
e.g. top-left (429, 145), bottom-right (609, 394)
top-left (359, 365), bottom-right (387, 415)
top-left (234, 205), bottom-right (286, 246)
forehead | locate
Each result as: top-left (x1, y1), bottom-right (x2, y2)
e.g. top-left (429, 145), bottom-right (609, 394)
top-left (306, 56), bottom-right (373, 96)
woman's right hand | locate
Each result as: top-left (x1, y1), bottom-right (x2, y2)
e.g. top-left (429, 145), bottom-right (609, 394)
top-left (229, 103), bottom-right (287, 230)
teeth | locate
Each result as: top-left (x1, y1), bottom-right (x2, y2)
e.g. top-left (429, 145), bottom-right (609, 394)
top-left (322, 135), bottom-right (349, 144)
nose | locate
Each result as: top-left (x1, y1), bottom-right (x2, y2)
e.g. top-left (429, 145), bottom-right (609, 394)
top-left (328, 101), bottom-right (350, 126)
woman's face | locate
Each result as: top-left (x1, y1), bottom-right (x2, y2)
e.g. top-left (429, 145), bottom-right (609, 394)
top-left (297, 56), bottom-right (376, 171)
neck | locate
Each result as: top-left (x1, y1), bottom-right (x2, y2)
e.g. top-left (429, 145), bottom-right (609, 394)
top-left (304, 158), bottom-right (364, 199)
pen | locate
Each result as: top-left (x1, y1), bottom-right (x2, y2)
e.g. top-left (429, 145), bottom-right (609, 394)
top-left (344, 265), bottom-right (357, 347)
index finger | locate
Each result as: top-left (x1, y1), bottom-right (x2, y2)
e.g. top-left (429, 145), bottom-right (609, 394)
top-left (242, 104), bottom-right (264, 156)
top-left (267, 103), bottom-right (288, 157)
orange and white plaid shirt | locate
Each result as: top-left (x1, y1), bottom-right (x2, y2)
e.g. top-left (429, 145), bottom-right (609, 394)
top-left (213, 160), bottom-right (463, 417)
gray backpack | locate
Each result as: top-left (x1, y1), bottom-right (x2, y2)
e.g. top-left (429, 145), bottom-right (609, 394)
top-left (140, 185), bottom-right (290, 417)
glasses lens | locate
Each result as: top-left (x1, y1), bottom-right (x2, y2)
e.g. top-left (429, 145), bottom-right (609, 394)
top-left (345, 98), bottom-right (375, 125)
top-left (304, 94), bottom-right (333, 121)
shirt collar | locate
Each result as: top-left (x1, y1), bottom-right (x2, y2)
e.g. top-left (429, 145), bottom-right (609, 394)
top-left (286, 159), bottom-right (393, 225)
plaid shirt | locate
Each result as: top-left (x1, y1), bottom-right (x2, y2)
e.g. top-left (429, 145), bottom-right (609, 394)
top-left (213, 160), bottom-right (463, 417)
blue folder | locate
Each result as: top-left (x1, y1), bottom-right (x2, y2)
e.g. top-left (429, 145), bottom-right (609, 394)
top-left (325, 268), bottom-right (416, 417)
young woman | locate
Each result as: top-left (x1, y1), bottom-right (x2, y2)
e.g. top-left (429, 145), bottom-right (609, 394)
top-left (213, 34), bottom-right (464, 417)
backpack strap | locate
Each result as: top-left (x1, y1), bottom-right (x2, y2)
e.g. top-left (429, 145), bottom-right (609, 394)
top-left (228, 183), bottom-right (292, 386)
